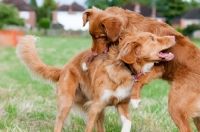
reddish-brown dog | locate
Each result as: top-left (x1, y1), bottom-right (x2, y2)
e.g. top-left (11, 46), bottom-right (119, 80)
top-left (16, 32), bottom-right (175, 132)
top-left (83, 6), bottom-right (200, 132)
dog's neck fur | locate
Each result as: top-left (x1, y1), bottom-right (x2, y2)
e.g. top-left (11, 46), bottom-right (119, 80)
top-left (107, 44), bottom-right (151, 76)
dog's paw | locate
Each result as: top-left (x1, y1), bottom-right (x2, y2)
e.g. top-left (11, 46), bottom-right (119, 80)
top-left (120, 116), bottom-right (131, 132)
top-left (130, 99), bottom-right (141, 109)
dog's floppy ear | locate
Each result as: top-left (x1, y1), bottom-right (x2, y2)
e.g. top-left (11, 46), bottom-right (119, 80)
top-left (101, 17), bottom-right (123, 41)
top-left (82, 9), bottom-right (93, 26)
top-left (83, 6), bottom-right (101, 26)
top-left (118, 42), bottom-right (141, 64)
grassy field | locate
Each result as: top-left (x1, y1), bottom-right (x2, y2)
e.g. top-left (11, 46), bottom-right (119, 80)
top-left (0, 36), bottom-right (200, 132)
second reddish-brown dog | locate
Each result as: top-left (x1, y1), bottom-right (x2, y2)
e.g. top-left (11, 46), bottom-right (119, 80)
top-left (83, 6), bottom-right (200, 132)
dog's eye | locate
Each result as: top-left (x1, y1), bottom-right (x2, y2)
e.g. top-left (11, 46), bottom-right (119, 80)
top-left (151, 37), bottom-right (155, 41)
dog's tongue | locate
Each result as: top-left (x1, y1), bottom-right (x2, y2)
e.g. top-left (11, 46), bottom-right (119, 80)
top-left (158, 52), bottom-right (174, 61)
top-left (103, 46), bottom-right (109, 54)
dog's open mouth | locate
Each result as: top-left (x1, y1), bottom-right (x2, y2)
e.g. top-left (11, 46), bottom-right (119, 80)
top-left (103, 46), bottom-right (109, 54)
top-left (103, 43), bottom-right (111, 54)
top-left (158, 50), bottom-right (174, 61)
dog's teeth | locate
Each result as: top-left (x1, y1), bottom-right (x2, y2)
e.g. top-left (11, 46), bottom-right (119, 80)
top-left (169, 52), bottom-right (172, 54)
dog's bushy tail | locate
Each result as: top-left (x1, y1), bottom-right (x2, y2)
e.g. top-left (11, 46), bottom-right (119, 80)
top-left (16, 35), bottom-right (61, 83)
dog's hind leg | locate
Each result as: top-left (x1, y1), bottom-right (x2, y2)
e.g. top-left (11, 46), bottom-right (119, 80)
top-left (193, 117), bottom-right (200, 131)
top-left (168, 88), bottom-right (192, 132)
top-left (54, 72), bottom-right (78, 132)
top-left (169, 109), bottom-right (192, 132)
top-left (85, 101), bottom-right (105, 132)
top-left (117, 103), bottom-right (131, 132)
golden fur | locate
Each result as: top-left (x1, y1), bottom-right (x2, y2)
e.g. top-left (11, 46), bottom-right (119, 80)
top-left (16, 32), bottom-right (175, 132)
top-left (83, 6), bottom-right (200, 132)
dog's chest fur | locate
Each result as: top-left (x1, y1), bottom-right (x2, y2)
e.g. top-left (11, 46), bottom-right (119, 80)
top-left (103, 63), bottom-right (133, 104)
top-left (86, 59), bottom-right (134, 105)
top-left (101, 82), bottom-right (133, 105)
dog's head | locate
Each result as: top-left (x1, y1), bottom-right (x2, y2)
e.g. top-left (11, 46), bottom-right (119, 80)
top-left (117, 32), bottom-right (176, 74)
top-left (83, 7), bottom-right (124, 56)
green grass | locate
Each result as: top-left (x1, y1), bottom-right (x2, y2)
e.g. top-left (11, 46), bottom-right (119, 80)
top-left (0, 36), bottom-right (200, 132)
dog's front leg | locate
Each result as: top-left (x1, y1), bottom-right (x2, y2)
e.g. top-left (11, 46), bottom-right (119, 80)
top-left (85, 101), bottom-right (105, 132)
top-left (131, 65), bottom-right (164, 109)
top-left (117, 103), bottom-right (131, 132)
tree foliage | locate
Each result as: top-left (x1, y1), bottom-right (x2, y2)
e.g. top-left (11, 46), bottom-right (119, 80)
top-left (85, 0), bottom-right (152, 9)
top-left (85, 0), bottom-right (200, 24)
top-left (38, 17), bottom-right (51, 29)
top-left (187, 0), bottom-right (200, 8)
top-left (30, 0), bottom-right (38, 10)
top-left (37, 0), bottom-right (57, 22)
top-left (85, 0), bottom-right (111, 10)
top-left (0, 3), bottom-right (24, 29)
top-left (182, 24), bottom-right (200, 36)
top-left (156, 0), bottom-right (188, 24)
top-left (130, 0), bottom-right (152, 7)
top-left (85, 0), bottom-right (133, 9)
